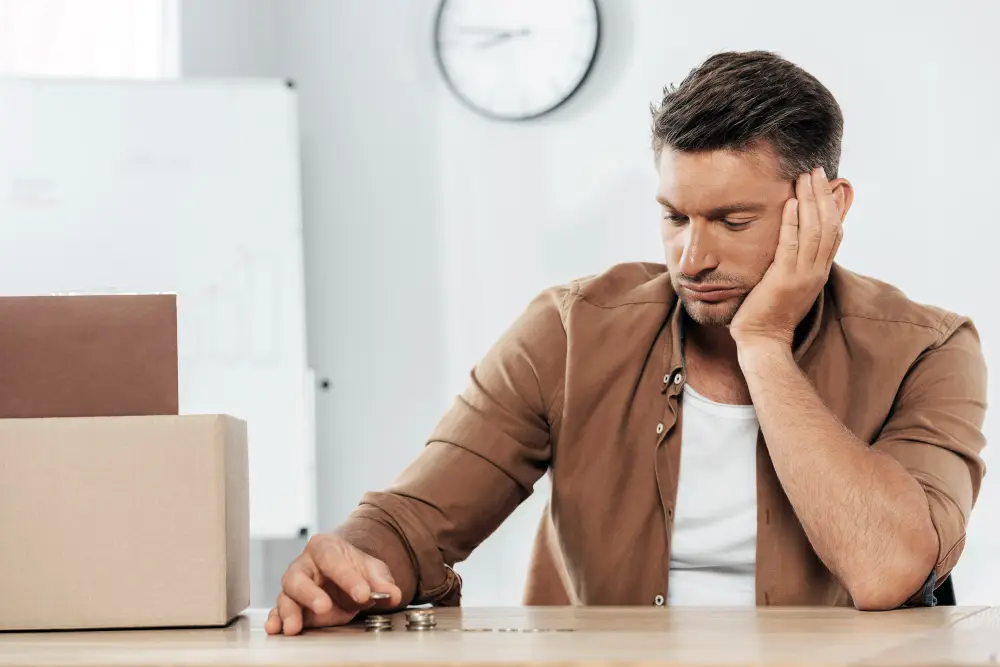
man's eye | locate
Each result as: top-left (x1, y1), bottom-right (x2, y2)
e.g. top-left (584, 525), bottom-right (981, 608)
top-left (665, 214), bottom-right (688, 224)
top-left (723, 219), bottom-right (753, 230)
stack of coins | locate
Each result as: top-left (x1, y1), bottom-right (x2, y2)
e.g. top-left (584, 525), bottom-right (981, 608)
top-left (404, 609), bottom-right (436, 631)
top-left (364, 615), bottom-right (393, 632)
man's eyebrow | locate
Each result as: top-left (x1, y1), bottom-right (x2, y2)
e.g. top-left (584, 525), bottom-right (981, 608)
top-left (705, 202), bottom-right (768, 218)
top-left (655, 195), bottom-right (767, 218)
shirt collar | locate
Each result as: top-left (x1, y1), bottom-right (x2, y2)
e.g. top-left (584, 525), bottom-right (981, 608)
top-left (662, 277), bottom-right (829, 381)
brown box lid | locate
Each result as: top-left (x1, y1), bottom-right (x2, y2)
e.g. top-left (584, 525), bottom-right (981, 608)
top-left (0, 294), bottom-right (178, 418)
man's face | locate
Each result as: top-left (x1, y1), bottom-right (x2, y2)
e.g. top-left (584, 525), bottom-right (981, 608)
top-left (657, 146), bottom-right (794, 326)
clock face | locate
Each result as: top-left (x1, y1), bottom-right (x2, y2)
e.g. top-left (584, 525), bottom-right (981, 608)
top-left (434, 0), bottom-right (600, 121)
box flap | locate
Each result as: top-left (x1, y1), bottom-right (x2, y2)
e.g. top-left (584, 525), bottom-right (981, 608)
top-left (0, 294), bottom-right (178, 418)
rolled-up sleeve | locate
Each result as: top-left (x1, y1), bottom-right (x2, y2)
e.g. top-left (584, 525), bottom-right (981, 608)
top-left (335, 287), bottom-right (570, 607)
top-left (872, 321), bottom-right (988, 592)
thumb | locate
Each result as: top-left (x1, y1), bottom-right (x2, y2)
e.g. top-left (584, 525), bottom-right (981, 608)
top-left (363, 557), bottom-right (403, 606)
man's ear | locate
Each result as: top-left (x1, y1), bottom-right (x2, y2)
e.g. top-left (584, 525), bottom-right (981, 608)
top-left (829, 178), bottom-right (854, 223)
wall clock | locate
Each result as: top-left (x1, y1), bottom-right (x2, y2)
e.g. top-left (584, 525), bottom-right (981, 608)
top-left (433, 0), bottom-right (601, 121)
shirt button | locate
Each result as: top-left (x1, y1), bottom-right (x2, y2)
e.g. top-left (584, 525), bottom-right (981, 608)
top-left (673, 373), bottom-right (684, 386)
top-left (656, 423), bottom-right (664, 434)
top-left (654, 594), bottom-right (665, 606)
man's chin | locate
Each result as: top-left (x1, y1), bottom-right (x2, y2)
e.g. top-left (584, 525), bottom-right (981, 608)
top-left (680, 298), bottom-right (740, 327)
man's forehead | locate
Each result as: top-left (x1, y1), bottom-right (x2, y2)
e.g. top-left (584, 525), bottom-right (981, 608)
top-left (656, 147), bottom-right (786, 209)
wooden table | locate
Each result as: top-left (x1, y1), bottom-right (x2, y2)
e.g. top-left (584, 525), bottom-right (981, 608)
top-left (1, 606), bottom-right (997, 666)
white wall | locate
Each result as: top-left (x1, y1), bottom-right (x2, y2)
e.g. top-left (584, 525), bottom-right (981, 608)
top-left (180, 0), bottom-right (278, 77)
top-left (182, 0), bottom-right (1000, 605)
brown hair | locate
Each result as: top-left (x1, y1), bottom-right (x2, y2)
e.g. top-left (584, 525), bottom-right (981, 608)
top-left (651, 51), bottom-right (843, 179)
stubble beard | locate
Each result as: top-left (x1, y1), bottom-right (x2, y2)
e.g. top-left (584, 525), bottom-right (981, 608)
top-left (670, 274), bottom-right (750, 326)
top-left (678, 293), bottom-right (747, 326)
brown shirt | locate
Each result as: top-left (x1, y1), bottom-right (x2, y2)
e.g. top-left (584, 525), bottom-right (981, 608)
top-left (336, 262), bottom-right (987, 608)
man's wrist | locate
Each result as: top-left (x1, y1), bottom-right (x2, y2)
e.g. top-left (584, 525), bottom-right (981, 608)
top-left (735, 337), bottom-right (795, 374)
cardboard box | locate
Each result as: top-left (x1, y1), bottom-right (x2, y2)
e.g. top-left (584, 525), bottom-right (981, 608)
top-left (0, 294), bottom-right (179, 419)
top-left (0, 414), bottom-right (249, 631)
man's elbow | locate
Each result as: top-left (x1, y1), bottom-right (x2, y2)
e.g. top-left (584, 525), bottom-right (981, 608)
top-left (852, 584), bottom-right (915, 612)
top-left (851, 535), bottom-right (938, 612)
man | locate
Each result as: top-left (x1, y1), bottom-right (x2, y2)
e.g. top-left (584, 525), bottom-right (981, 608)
top-left (267, 51), bottom-right (987, 635)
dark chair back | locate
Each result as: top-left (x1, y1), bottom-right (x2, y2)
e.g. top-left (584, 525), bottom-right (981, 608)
top-left (935, 575), bottom-right (956, 606)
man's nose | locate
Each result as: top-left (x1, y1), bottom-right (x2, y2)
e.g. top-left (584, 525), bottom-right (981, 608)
top-left (678, 221), bottom-right (719, 278)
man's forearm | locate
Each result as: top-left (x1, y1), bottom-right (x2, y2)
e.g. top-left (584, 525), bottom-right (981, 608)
top-left (737, 341), bottom-right (938, 610)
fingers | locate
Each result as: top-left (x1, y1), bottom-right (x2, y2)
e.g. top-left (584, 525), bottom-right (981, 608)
top-left (364, 558), bottom-right (404, 608)
top-left (811, 166), bottom-right (842, 267)
top-left (277, 592), bottom-right (304, 636)
top-left (301, 605), bottom-right (352, 630)
top-left (311, 546), bottom-right (373, 605)
top-left (775, 197), bottom-right (800, 267)
top-left (795, 171), bottom-right (822, 268)
top-left (265, 607), bottom-right (281, 635)
top-left (281, 565), bottom-right (334, 616)
top-left (267, 533), bottom-right (404, 637)
top-left (828, 217), bottom-right (844, 268)
top-left (267, 586), bottom-right (359, 636)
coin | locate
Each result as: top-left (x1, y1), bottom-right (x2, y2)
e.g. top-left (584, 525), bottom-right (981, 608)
top-left (405, 622), bottom-right (437, 631)
top-left (404, 609), bottom-right (437, 632)
top-left (364, 615), bottom-right (393, 632)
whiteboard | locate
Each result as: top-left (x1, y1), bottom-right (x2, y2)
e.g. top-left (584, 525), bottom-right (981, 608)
top-left (0, 78), bottom-right (314, 539)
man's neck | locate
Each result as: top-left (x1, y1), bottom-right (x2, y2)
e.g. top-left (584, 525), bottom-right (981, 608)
top-left (684, 316), bottom-right (739, 365)
top-left (682, 315), bottom-right (752, 405)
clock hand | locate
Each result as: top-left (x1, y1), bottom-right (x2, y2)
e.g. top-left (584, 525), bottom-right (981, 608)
top-left (458, 26), bottom-right (531, 34)
top-left (473, 27), bottom-right (532, 50)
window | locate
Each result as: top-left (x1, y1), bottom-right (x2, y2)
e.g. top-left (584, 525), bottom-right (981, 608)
top-left (0, 0), bottom-right (177, 78)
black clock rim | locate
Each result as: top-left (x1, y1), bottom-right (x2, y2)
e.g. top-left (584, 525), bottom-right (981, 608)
top-left (432, 0), bottom-right (602, 122)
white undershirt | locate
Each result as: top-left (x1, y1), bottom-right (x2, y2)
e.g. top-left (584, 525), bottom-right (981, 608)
top-left (667, 384), bottom-right (759, 606)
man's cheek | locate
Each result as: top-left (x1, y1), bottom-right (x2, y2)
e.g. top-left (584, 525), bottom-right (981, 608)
top-left (659, 219), bottom-right (675, 245)
top-left (754, 248), bottom-right (777, 277)
top-left (755, 218), bottom-right (784, 265)
top-left (661, 230), bottom-right (684, 264)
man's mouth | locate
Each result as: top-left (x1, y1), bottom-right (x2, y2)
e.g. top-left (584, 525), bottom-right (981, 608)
top-left (679, 284), bottom-right (743, 302)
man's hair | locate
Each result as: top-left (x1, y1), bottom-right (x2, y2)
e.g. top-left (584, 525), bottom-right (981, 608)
top-left (651, 51), bottom-right (843, 179)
